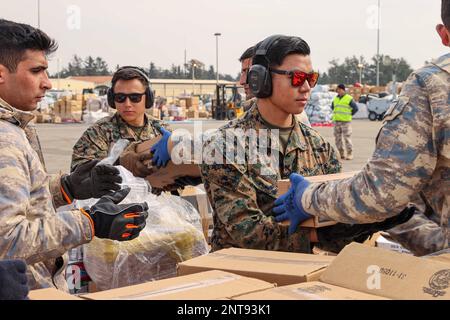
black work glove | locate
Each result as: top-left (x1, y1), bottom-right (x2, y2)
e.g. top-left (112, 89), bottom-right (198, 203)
top-left (80, 187), bottom-right (149, 241)
top-left (317, 205), bottom-right (416, 246)
top-left (0, 260), bottom-right (29, 300)
top-left (173, 176), bottom-right (203, 188)
top-left (61, 160), bottom-right (122, 202)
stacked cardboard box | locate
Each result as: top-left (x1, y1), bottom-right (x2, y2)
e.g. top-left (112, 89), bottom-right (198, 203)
top-left (177, 247), bottom-right (334, 286)
top-left (53, 95), bottom-right (83, 122)
top-left (82, 270), bottom-right (275, 300)
top-left (234, 243), bottom-right (450, 300)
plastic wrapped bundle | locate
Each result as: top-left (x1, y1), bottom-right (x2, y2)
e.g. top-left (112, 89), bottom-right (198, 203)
top-left (78, 148), bottom-right (209, 291)
top-left (83, 193), bottom-right (208, 290)
top-left (306, 85), bottom-right (337, 124)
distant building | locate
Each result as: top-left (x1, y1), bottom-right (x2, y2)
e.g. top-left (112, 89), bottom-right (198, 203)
top-left (51, 76), bottom-right (236, 97)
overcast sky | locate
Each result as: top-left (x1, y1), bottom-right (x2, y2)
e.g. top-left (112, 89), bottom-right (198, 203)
top-left (1, 0), bottom-right (447, 77)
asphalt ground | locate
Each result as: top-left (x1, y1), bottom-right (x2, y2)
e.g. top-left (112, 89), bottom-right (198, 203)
top-left (36, 118), bottom-right (383, 174)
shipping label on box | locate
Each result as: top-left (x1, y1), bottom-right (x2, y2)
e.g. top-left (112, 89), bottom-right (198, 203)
top-left (320, 243), bottom-right (450, 300)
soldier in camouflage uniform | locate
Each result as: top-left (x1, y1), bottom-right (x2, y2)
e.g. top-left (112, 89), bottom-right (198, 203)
top-left (201, 36), bottom-right (342, 253)
top-left (274, 2), bottom-right (450, 256)
top-left (71, 67), bottom-right (167, 176)
top-left (239, 45), bottom-right (311, 126)
top-left (0, 20), bottom-right (148, 291)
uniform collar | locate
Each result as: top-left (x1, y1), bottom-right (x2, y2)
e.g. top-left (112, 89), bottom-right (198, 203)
top-left (251, 102), bottom-right (308, 153)
top-left (112, 112), bottom-right (158, 140)
top-left (0, 97), bottom-right (35, 129)
top-left (431, 53), bottom-right (450, 74)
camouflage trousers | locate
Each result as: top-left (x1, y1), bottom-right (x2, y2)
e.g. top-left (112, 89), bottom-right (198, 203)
top-left (333, 121), bottom-right (353, 155)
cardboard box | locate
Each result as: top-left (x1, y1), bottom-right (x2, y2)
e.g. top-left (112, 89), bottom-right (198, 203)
top-left (233, 281), bottom-right (388, 300)
top-left (177, 247), bottom-right (334, 286)
top-left (186, 110), bottom-right (199, 118)
top-left (82, 270), bottom-right (274, 300)
top-left (320, 243), bottom-right (450, 299)
top-left (133, 136), bottom-right (201, 189)
top-left (427, 253), bottom-right (450, 265)
top-left (28, 288), bottom-right (84, 300)
top-left (180, 186), bottom-right (213, 242)
top-left (375, 235), bottom-right (411, 254)
top-left (277, 171), bottom-right (358, 228)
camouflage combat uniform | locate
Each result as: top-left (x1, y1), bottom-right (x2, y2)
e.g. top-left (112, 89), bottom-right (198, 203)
top-left (302, 53), bottom-right (450, 256)
top-left (0, 98), bottom-right (93, 290)
top-left (200, 103), bottom-right (341, 252)
top-left (71, 112), bottom-right (165, 171)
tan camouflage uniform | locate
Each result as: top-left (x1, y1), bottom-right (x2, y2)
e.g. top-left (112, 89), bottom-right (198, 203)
top-left (333, 121), bottom-right (352, 157)
top-left (201, 102), bottom-right (341, 253)
top-left (0, 98), bottom-right (93, 291)
top-left (71, 112), bottom-right (165, 171)
top-left (302, 54), bottom-right (450, 256)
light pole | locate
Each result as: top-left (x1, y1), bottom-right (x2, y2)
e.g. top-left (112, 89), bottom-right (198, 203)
top-left (37, 0), bottom-right (41, 29)
top-left (376, 0), bottom-right (381, 86)
top-left (214, 33), bottom-right (221, 85)
top-left (192, 62), bottom-right (196, 95)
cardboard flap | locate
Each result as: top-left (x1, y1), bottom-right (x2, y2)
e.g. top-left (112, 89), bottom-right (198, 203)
top-left (178, 247), bottom-right (334, 286)
top-left (28, 288), bottom-right (84, 300)
top-left (233, 281), bottom-right (388, 300)
top-left (320, 243), bottom-right (450, 300)
top-left (82, 270), bottom-right (274, 300)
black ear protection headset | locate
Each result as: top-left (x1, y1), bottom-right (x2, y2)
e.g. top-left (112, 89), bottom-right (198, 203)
top-left (107, 66), bottom-right (155, 109)
top-left (247, 35), bottom-right (283, 98)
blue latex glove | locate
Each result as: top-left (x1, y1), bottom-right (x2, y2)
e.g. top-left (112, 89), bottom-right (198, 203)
top-left (150, 127), bottom-right (172, 168)
top-left (273, 173), bottom-right (312, 235)
top-left (0, 259), bottom-right (29, 300)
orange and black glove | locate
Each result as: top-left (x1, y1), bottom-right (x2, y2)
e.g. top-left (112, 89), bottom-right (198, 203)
top-left (80, 187), bottom-right (149, 241)
top-left (61, 160), bottom-right (122, 203)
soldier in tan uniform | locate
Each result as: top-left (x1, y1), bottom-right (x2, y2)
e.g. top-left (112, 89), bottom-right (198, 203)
top-left (0, 19), bottom-right (148, 290)
top-left (274, 1), bottom-right (450, 256)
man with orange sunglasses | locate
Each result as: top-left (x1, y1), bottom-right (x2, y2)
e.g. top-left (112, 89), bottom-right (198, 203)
top-left (199, 35), bottom-right (344, 253)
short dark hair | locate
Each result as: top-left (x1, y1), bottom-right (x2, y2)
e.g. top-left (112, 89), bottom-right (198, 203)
top-left (443, 0), bottom-right (450, 29)
top-left (254, 35), bottom-right (311, 68)
top-left (111, 67), bottom-right (149, 91)
top-left (239, 46), bottom-right (255, 62)
top-left (0, 19), bottom-right (58, 72)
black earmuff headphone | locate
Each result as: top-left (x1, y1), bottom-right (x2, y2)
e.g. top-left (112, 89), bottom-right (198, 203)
top-left (248, 35), bottom-right (283, 98)
top-left (107, 66), bottom-right (155, 109)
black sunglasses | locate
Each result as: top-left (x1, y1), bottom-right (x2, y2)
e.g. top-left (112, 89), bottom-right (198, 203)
top-left (113, 92), bottom-right (146, 103)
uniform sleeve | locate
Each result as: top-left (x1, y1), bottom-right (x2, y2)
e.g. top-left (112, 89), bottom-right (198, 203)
top-left (71, 125), bottom-right (110, 172)
top-left (0, 142), bottom-right (92, 265)
top-left (302, 73), bottom-right (436, 224)
top-left (48, 173), bottom-right (68, 208)
top-left (387, 212), bottom-right (447, 256)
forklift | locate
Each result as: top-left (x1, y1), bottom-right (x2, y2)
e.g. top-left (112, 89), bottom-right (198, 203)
top-left (211, 84), bottom-right (245, 120)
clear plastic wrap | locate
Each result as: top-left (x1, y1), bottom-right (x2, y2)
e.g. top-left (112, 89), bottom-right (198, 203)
top-left (78, 139), bottom-right (209, 291)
